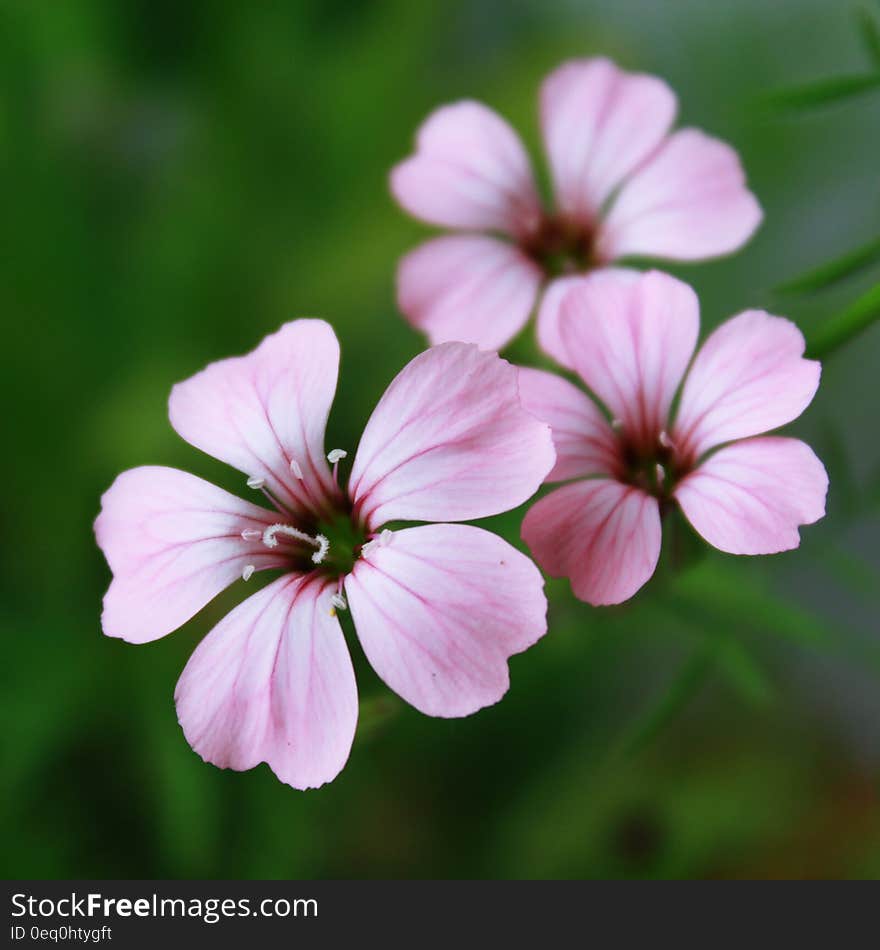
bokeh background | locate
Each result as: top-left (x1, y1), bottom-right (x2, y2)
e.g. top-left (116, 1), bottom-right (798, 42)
top-left (2, 0), bottom-right (879, 879)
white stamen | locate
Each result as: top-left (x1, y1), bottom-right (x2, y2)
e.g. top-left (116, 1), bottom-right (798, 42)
top-left (659, 430), bottom-right (673, 449)
top-left (656, 463), bottom-right (666, 483)
top-left (330, 592), bottom-right (347, 612)
top-left (289, 458), bottom-right (304, 479)
top-left (327, 448), bottom-right (348, 464)
top-left (361, 528), bottom-right (393, 560)
top-left (611, 418), bottom-right (623, 432)
top-left (261, 523), bottom-right (330, 565)
top-left (241, 528), bottom-right (262, 541)
top-left (242, 564), bottom-right (255, 581)
top-left (246, 475), bottom-right (266, 490)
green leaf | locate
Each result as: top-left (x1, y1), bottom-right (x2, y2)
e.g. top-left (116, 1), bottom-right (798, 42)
top-left (621, 647), bottom-right (713, 755)
top-left (806, 281), bottom-right (880, 358)
top-left (775, 234), bottom-right (880, 294)
top-left (762, 73), bottom-right (880, 111)
top-left (357, 693), bottom-right (402, 740)
top-left (857, 5), bottom-right (880, 65)
top-left (712, 636), bottom-right (775, 707)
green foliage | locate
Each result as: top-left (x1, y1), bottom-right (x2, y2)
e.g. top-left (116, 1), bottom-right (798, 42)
top-left (807, 282), bottom-right (880, 358)
top-left (856, 4), bottom-right (880, 65)
top-left (0, 0), bottom-right (878, 881)
top-left (775, 236), bottom-right (880, 295)
top-left (762, 73), bottom-right (880, 111)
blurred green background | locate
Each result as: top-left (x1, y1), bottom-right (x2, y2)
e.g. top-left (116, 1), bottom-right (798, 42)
top-left (2, 0), bottom-right (879, 879)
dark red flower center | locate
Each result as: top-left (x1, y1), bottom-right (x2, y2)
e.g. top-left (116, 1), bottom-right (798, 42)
top-left (520, 213), bottom-right (599, 276)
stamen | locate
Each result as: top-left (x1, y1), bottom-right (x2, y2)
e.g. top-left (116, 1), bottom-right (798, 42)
top-left (655, 463), bottom-right (666, 484)
top-left (611, 418), bottom-right (623, 432)
top-left (261, 523), bottom-right (330, 565)
top-left (241, 528), bottom-right (262, 541)
top-left (327, 449), bottom-right (348, 464)
top-left (242, 564), bottom-right (255, 581)
top-left (659, 430), bottom-right (673, 449)
top-left (361, 528), bottom-right (393, 560)
top-left (246, 474), bottom-right (291, 515)
top-left (330, 592), bottom-right (347, 612)
top-left (289, 458), bottom-right (304, 479)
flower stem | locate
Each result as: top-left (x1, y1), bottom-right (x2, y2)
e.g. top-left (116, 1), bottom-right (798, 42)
top-left (620, 646), bottom-right (713, 755)
top-left (806, 282), bottom-right (880, 359)
top-left (775, 234), bottom-right (880, 295)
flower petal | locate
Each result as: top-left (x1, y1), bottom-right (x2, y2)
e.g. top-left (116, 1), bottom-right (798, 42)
top-left (349, 342), bottom-right (555, 527)
top-left (168, 320), bottom-right (341, 517)
top-left (175, 574), bottom-right (358, 791)
top-left (540, 58), bottom-right (677, 221)
top-left (345, 524), bottom-right (546, 717)
top-left (535, 268), bottom-right (639, 368)
top-left (95, 466), bottom-right (285, 643)
top-left (518, 367), bottom-right (619, 482)
top-left (675, 437), bottom-right (828, 555)
top-left (598, 128), bottom-right (762, 261)
top-left (560, 270), bottom-right (699, 451)
top-left (522, 479), bottom-right (661, 605)
top-left (396, 235), bottom-right (542, 351)
top-left (390, 100), bottom-right (542, 236)
top-left (673, 310), bottom-right (821, 460)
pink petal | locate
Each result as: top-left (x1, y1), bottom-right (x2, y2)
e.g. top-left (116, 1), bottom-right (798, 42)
top-left (535, 268), bottom-right (639, 368)
top-left (675, 437), bottom-right (828, 555)
top-left (390, 100), bottom-right (542, 236)
top-left (560, 270), bottom-right (699, 452)
top-left (168, 320), bottom-right (341, 517)
top-left (673, 310), bottom-right (821, 460)
top-left (522, 479), bottom-right (661, 605)
top-left (349, 342), bottom-right (555, 528)
top-left (396, 235), bottom-right (542, 351)
top-left (518, 367), bottom-right (619, 482)
top-left (95, 466), bottom-right (286, 644)
top-left (345, 524), bottom-right (546, 717)
top-left (540, 58), bottom-right (677, 221)
top-left (175, 574), bottom-right (358, 791)
top-left (598, 128), bottom-right (762, 261)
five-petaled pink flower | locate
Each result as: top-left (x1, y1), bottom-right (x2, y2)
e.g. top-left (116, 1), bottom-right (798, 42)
top-left (519, 270), bottom-right (828, 606)
top-left (390, 57), bottom-right (762, 361)
top-left (95, 320), bottom-right (555, 789)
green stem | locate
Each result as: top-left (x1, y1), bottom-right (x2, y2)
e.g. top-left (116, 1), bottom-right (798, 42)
top-left (775, 234), bottom-right (880, 295)
top-left (806, 282), bottom-right (880, 359)
top-left (621, 647), bottom-right (713, 755)
top-left (762, 72), bottom-right (880, 111)
top-left (857, 5), bottom-right (880, 66)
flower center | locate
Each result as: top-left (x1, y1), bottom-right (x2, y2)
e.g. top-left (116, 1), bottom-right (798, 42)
top-left (240, 449), bottom-right (392, 596)
top-left (617, 429), bottom-right (690, 502)
top-left (520, 213), bottom-right (598, 276)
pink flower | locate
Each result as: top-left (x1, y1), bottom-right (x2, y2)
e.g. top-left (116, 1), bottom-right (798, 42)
top-left (519, 271), bottom-right (828, 606)
top-left (95, 320), bottom-right (555, 789)
top-left (391, 57), bottom-right (762, 362)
